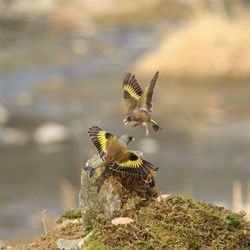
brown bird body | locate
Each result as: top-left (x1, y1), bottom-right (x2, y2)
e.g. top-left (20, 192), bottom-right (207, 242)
top-left (104, 140), bottom-right (129, 163)
top-left (123, 71), bottom-right (163, 136)
top-left (130, 110), bottom-right (150, 123)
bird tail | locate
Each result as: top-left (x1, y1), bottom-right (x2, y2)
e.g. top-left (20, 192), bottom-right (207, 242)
top-left (149, 119), bottom-right (163, 132)
top-left (109, 158), bottom-right (158, 177)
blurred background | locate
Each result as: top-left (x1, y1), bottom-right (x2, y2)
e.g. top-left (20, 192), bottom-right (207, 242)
top-left (0, 0), bottom-right (250, 245)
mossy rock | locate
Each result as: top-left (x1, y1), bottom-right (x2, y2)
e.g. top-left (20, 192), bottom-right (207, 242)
top-left (82, 194), bottom-right (250, 250)
top-left (79, 167), bottom-right (157, 229)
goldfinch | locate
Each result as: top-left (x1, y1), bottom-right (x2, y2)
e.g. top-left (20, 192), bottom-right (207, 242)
top-left (84, 134), bottom-right (136, 178)
top-left (87, 126), bottom-right (158, 177)
top-left (123, 71), bottom-right (163, 137)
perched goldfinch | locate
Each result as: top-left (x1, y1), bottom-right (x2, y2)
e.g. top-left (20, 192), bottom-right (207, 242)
top-left (84, 133), bottom-right (137, 179)
top-left (123, 71), bottom-right (163, 137)
top-left (84, 150), bottom-right (144, 179)
top-left (87, 126), bottom-right (158, 177)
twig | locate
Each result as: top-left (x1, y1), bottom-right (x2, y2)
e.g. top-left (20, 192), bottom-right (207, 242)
top-left (41, 209), bottom-right (48, 235)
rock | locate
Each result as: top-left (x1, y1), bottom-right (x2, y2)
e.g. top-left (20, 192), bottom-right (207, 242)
top-left (57, 238), bottom-right (84, 250)
top-left (79, 167), bottom-right (157, 229)
top-left (33, 123), bottom-right (69, 145)
top-left (79, 168), bottom-right (103, 228)
top-left (156, 194), bottom-right (170, 203)
top-left (0, 127), bottom-right (29, 146)
top-left (111, 217), bottom-right (135, 225)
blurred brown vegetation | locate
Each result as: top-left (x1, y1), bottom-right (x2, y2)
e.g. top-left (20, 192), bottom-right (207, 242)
top-left (134, 12), bottom-right (250, 78)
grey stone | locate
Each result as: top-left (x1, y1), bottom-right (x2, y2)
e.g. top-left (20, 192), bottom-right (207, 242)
top-left (57, 238), bottom-right (84, 250)
top-left (79, 166), bottom-right (157, 229)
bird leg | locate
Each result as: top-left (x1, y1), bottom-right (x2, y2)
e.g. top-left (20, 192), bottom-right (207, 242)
top-left (143, 123), bottom-right (150, 137)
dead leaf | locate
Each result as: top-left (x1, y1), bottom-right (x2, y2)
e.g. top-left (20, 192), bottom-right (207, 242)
top-left (111, 217), bottom-right (135, 225)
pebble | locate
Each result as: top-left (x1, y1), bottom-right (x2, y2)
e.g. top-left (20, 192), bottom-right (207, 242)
top-left (0, 127), bottom-right (29, 146)
top-left (156, 194), bottom-right (170, 203)
top-left (33, 123), bottom-right (69, 145)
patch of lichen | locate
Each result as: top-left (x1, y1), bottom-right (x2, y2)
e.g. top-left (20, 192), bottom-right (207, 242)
top-left (57, 208), bottom-right (82, 224)
top-left (82, 194), bottom-right (250, 249)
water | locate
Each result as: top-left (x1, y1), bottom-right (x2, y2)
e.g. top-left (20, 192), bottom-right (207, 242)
top-left (0, 20), bottom-right (250, 244)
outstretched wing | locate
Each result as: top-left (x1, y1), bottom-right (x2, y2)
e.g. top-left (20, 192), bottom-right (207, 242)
top-left (139, 71), bottom-right (159, 112)
top-left (109, 152), bottom-right (158, 176)
top-left (88, 126), bottom-right (116, 160)
top-left (123, 72), bottom-right (143, 113)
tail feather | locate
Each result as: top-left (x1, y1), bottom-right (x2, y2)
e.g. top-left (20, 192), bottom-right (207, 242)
top-left (150, 119), bottom-right (163, 132)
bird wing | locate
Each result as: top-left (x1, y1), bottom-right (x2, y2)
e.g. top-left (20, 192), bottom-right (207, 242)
top-left (109, 152), bottom-right (157, 176)
top-left (138, 71), bottom-right (159, 112)
top-left (88, 126), bottom-right (117, 160)
top-left (123, 72), bottom-right (143, 113)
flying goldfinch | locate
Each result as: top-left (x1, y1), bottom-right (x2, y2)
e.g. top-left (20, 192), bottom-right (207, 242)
top-left (123, 71), bottom-right (163, 137)
top-left (87, 126), bottom-right (158, 177)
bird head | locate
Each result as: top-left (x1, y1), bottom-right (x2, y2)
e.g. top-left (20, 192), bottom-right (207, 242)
top-left (123, 115), bottom-right (132, 125)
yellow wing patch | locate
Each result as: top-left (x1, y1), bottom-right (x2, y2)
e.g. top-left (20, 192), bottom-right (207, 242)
top-left (119, 155), bottom-right (143, 169)
top-left (123, 84), bottom-right (141, 100)
top-left (88, 126), bottom-right (115, 160)
top-left (96, 130), bottom-right (108, 152)
top-left (109, 152), bottom-right (157, 176)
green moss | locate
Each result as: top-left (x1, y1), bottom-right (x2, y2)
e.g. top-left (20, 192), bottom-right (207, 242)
top-left (59, 222), bottom-right (86, 239)
top-left (82, 194), bottom-right (250, 249)
top-left (122, 196), bottom-right (144, 211)
top-left (57, 208), bottom-right (82, 224)
top-left (226, 214), bottom-right (242, 229)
